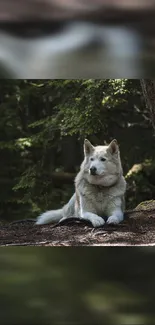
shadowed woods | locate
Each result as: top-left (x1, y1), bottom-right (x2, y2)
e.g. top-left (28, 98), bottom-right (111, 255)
top-left (1, 79), bottom-right (155, 245)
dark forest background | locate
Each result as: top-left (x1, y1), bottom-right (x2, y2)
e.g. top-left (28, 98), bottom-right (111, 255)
top-left (1, 79), bottom-right (155, 221)
top-left (1, 80), bottom-right (155, 325)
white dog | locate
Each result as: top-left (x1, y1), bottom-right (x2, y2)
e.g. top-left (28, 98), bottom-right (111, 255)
top-left (36, 139), bottom-right (126, 227)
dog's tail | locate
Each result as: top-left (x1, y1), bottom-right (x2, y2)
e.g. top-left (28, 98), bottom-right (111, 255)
top-left (36, 193), bottom-right (76, 225)
top-left (36, 209), bottom-right (63, 225)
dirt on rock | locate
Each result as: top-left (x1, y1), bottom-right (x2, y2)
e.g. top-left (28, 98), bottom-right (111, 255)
top-left (1, 210), bottom-right (155, 246)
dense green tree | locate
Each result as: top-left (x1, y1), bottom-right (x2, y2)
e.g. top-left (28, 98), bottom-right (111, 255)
top-left (0, 79), bottom-right (154, 220)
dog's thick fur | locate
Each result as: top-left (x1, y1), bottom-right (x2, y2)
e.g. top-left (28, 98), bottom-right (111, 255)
top-left (36, 139), bottom-right (126, 227)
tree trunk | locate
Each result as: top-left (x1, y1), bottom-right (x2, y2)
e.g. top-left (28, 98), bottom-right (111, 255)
top-left (140, 79), bottom-right (155, 131)
top-left (52, 171), bottom-right (76, 184)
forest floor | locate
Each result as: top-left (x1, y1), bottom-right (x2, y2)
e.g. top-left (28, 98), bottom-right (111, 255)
top-left (1, 205), bottom-right (155, 246)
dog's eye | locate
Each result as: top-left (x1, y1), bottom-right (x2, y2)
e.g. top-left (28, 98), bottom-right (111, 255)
top-left (90, 158), bottom-right (94, 161)
top-left (100, 157), bottom-right (106, 161)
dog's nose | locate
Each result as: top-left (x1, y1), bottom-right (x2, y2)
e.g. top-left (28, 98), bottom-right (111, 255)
top-left (90, 166), bottom-right (97, 175)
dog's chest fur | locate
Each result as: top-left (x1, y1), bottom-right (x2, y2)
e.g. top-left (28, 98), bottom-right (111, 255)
top-left (76, 177), bottom-right (112, 215)
top-left (86, 183), bottom-right (110, 214)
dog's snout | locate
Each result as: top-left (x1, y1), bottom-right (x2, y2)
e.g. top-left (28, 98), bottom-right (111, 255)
top-left (90, 166), bottom-right (97, 175)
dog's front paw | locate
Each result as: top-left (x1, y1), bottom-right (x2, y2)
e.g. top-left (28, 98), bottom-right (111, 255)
top-left (106, 215), bottom-right (120, 225)
top-left (91, 216), bottom-right (105, 227)
top-left (83, 212), bottom-right (105, 227)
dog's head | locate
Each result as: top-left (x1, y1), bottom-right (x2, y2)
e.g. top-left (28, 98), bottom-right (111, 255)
top-left (82, 139), bottom-right (123, 186)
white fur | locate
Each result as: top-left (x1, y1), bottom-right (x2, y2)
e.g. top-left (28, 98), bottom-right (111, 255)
top-left (81, 212), bottom-right (105, 227)
top-left (36, 139), bottom-right (126, 227)
top-left (79, 193), bottom-right (105, 227)
top-left (106, 208), bottom-right (124, 225)
top-left (36, 209), bottom-right (63, 225)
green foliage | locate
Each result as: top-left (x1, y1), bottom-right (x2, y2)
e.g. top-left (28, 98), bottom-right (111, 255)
top-left (0, 79), bottom-right (152, 220)
top-left (126, 159), bottom-right (155, 209)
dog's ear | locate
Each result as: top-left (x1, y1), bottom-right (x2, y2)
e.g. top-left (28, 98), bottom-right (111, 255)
top-left (84, 139), bottom-right (94, 155)
top-left (108, 139), bottom-right (118, 155)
